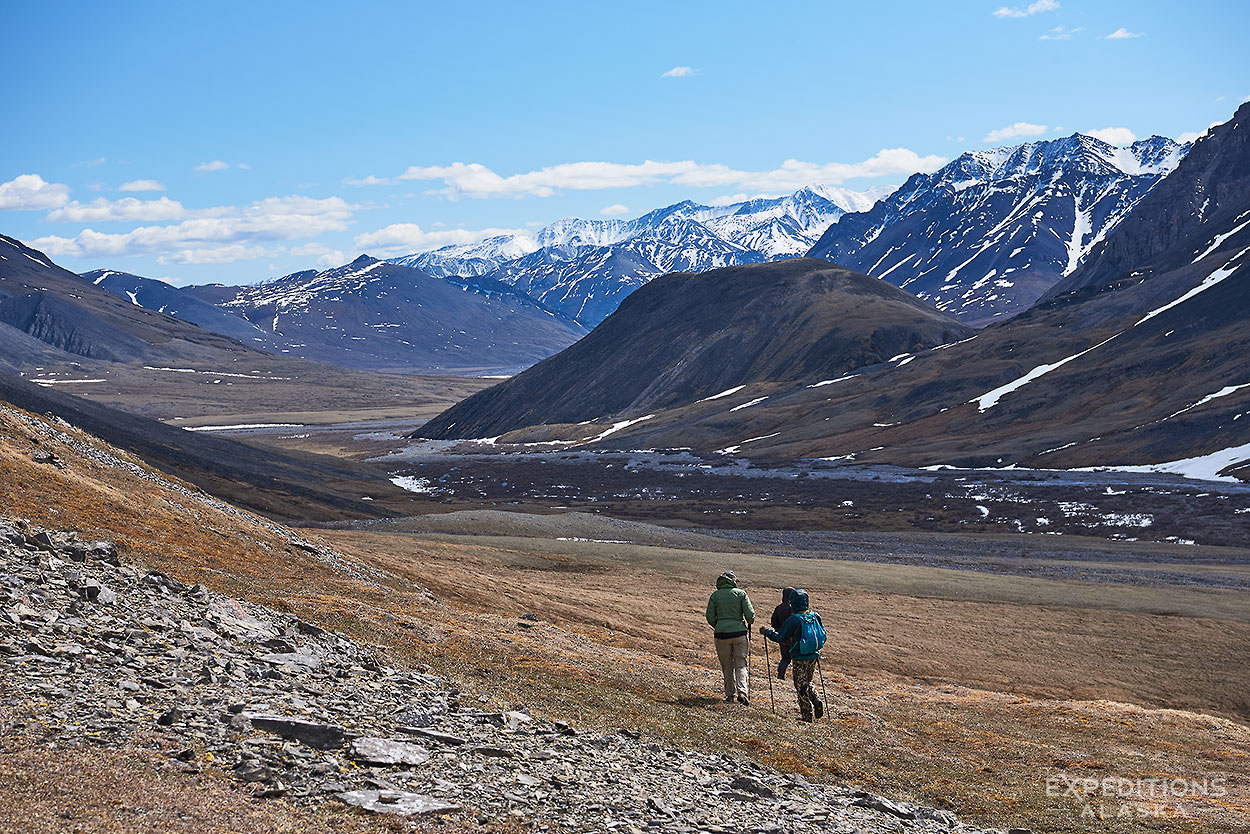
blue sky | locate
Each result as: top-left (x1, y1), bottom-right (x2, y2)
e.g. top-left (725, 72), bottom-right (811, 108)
top-left (1, 0), bottom-right (1246, 285)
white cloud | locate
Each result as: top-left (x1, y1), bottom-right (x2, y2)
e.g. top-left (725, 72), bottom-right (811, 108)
top-left (31, 195), bottom-right (356, 261)
top-left (983, 122), bottom-right (1049, 143)
top-left (1084, 126), bottom-right (1137, 145)
top-left (156, 244), bottom-right (282, 265)
top-left (118, 179), bottom-right (165, 192)
top-left (1176, 122), bottom-right (1223, 145)
top-left (708, 193), bottom-right (750, 206)
top-left (46, 196), bottom-right (186, 223)
top-left (194, 160), bottom-right (247, 173)
top-left (1039, 25), bottom-right (1082, 40)
top-left (993, 0), bottom-right (1058, 18)
top-left (290, 242), bottom-right (346, 267)
top-left (343, 174), bottom-right (395, 187)
top-left (385, 149), bottom-right (946, 199)
top-left (1102, 27), bottom-right (1142, 39)
top-left (0, 174), bottom-right (71, 211)
top-left (662, 66), bottom-right (695, 78)
top-left (353, 223), bottom-right (529, 257)
top-left (600, 203), bottom-right (630, 215)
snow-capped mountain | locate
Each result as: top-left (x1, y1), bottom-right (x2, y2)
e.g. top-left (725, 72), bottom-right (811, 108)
top-left (808, 134), bottom-right (1190, 325)
top-left (700, 186), bottom-right (889, 258)
top-left (484, 216), bottom-right (766, 324)
top-left (391, 185), bottom-right (890, 326)
top-left (392, 233), bottom-right (539, 278)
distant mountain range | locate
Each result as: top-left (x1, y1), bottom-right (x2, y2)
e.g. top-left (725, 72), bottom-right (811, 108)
top-left (32, 130), bottom-right (1194, 379)
top-left (808, 134), bottom-right (1189, 325)
top-left (394, 134), bottom-right (1187, 330)
top-left (0, 236), bottom-right (489, 421)
top-left (394, 186), bottom-right (889, 326)
top-left (87, 257), bottom-right (587, 375)
top-left (422, 102), bottom-right (1250, 479)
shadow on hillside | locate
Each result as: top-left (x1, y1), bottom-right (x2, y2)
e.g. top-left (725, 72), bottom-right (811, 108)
top-left (666, 695), bottom-right (726, 708)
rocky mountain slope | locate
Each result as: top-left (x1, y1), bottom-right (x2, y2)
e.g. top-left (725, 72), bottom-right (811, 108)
top-left (419, 259), bottom-right (974, 440)
top-left (808, 134), bottom-right (1189, 326)
top-left (498, 104), bottom-right (1250, 476)
top-left (397, 187), bottom-right (887, 327)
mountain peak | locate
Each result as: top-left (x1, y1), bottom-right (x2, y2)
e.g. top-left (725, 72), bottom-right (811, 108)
top-left (809, 132), bottom-right (1192, 325)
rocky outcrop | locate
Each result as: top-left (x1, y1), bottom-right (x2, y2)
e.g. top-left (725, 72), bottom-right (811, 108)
top-left (1, 520), bottom-right (993, 832)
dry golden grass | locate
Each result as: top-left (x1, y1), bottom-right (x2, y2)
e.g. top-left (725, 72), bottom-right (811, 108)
top-left (302, 530), bottom-right (1250, 834)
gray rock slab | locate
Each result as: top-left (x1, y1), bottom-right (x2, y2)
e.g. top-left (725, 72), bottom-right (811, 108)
top-left (337, 789), bottom-right (460, 816)
top-left (260, 652), bottom-right (321, 670)
top-left (395, 725), bottom-right (466, 746)
top-left (246, 713), bottom-right (345, 749)
top-left (350, 737), bottom-right (431, 767)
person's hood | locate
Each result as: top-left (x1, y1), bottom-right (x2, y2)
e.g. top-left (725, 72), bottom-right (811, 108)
top-left (782, 587), bottom-right (795, 603)
top-left (716, 572), bottom-right (737, 590)
top-left (790, 588), bottom-right (810, 612)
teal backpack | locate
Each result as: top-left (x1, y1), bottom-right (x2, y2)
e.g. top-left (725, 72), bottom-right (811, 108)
top-left (795, 611), bottom-right (826, 655)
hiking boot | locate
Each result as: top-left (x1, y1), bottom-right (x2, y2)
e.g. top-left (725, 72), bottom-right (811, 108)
top-left (812, 697), bottom-right (824, 719)
top-left (724, 695), bottom-right (734, 703)
top-left (736, 693), bottom-right (749, 706)
top-left (799, 714), bottom-right (813, 723)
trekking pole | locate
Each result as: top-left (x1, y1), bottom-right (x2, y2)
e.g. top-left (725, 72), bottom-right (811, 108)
top-left (816, 657), bottom-right (829, 722)
top-left (762, 634), bottom-right (776, 714)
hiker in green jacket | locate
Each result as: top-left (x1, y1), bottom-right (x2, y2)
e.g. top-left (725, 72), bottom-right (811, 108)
top-left (761, 588), bottom-right (825, 722)
top-left (706, 570), bottom-right (755, 705)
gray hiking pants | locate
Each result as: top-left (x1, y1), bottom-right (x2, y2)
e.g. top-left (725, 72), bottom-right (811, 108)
top-left (715, 634), bottom-right (749, 699)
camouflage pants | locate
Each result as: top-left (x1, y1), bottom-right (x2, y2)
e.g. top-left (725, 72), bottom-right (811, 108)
top-left (790, 659), bottom-right (820, 718)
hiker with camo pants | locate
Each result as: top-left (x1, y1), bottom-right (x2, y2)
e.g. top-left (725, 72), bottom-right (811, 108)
top-left (705, 570), bottom-right (755, 705)
top-left (761, 588), bottom-right (825, 722)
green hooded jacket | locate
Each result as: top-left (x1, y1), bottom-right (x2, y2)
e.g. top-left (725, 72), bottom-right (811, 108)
top-left (706, 574), bottom-right (755, 636)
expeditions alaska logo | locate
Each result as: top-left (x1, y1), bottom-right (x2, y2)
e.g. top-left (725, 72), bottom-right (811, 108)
top-left (1048, 774), bottom-right (1228, 819)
